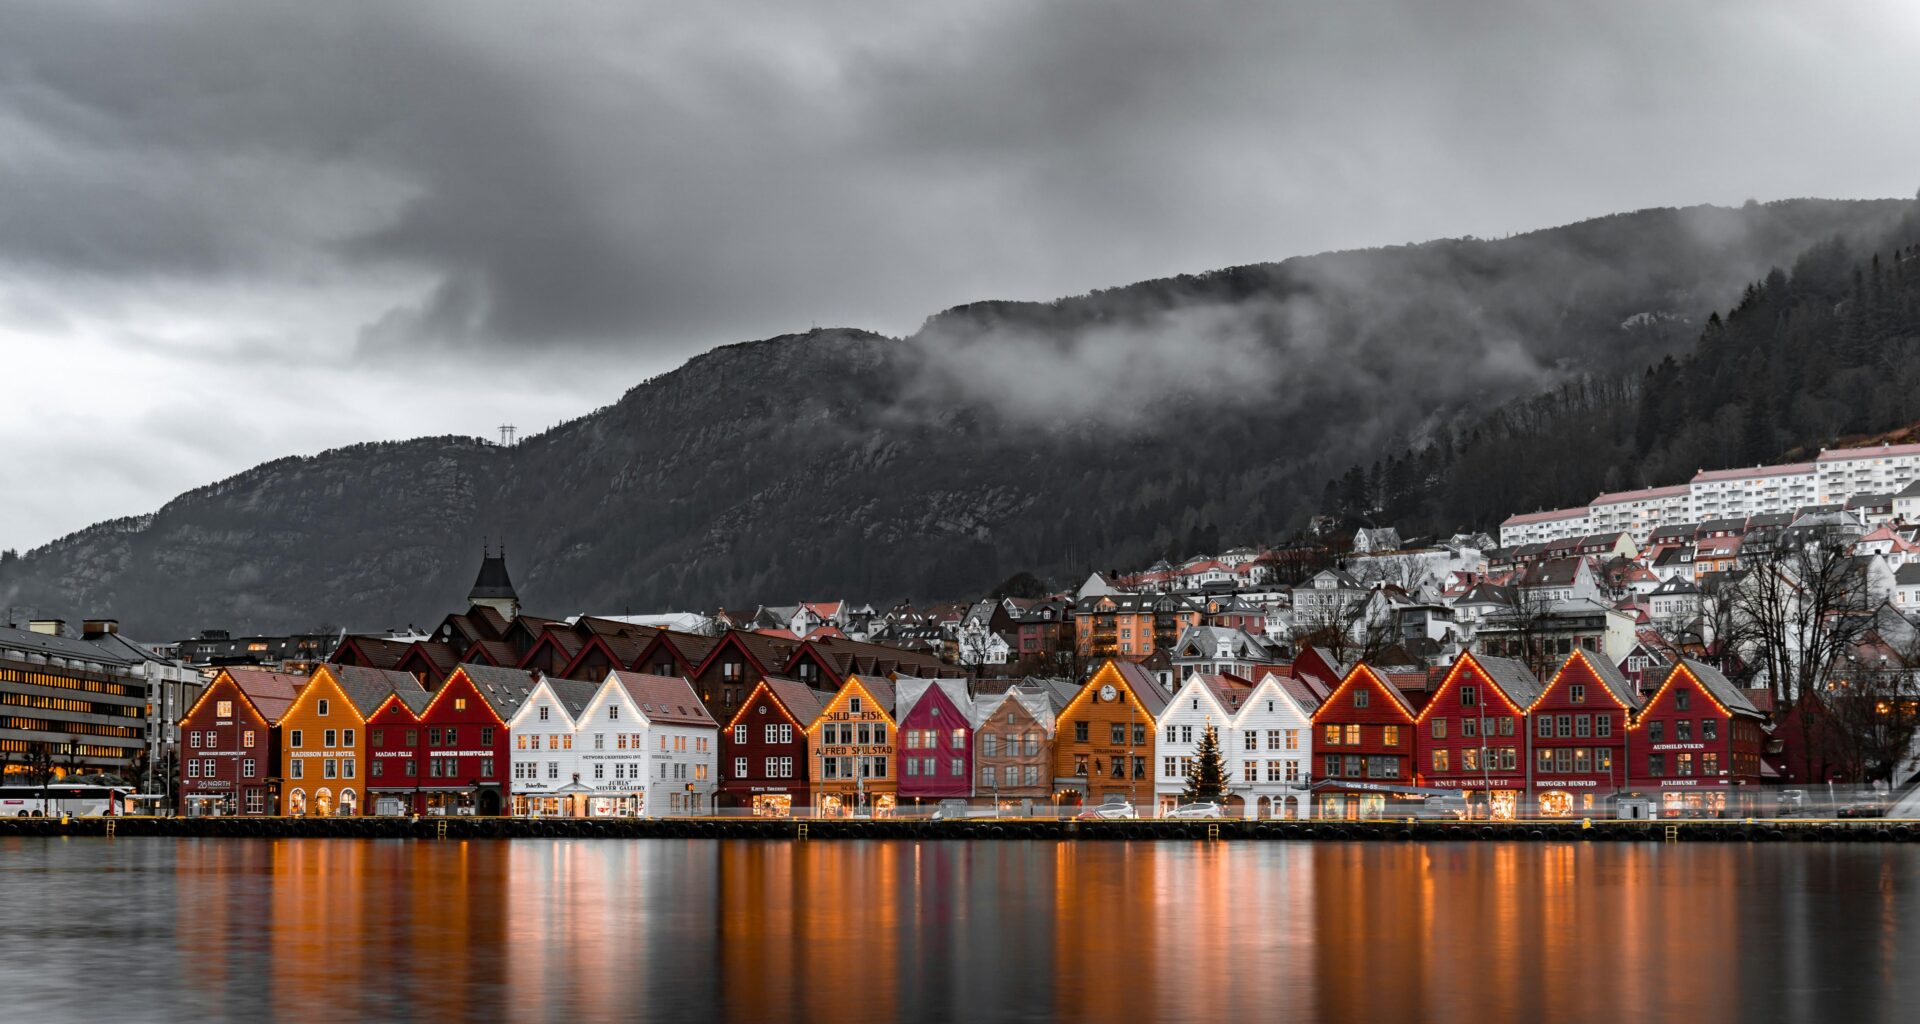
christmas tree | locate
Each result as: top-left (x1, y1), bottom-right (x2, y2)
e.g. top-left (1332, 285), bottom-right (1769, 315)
top-left (1183, 724), bottom-right (1227, 804)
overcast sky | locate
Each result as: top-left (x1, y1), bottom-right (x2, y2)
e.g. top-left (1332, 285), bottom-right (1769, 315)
top-left (3, 1), bottom-right (1918, 552)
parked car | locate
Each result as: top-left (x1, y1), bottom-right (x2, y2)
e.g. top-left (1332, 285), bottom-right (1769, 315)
top-left (1416, 794), bottom-right (1469, 820)
top-left (1775, 790), bottom-right (1809, 816)
top-left (1836, 801), bottom-right (1886, 819)
top-left (1164, 802), bottom-right (1223, 819)
top-left (1076, 802), bottom-right (1137, 820)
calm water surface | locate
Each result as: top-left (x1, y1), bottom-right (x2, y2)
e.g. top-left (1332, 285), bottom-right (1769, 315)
top-left (1, 837), bottom-right (1916, 1023)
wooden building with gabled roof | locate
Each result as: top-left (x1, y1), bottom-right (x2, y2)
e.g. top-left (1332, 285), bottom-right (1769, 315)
top-left (178, 668), bottom-right (306, 816)
top-left (721, 676), bottom-right (827, 816)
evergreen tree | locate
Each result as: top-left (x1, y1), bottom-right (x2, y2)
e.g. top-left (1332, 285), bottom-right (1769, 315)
top-left (1183, 724), bottom-right (1228, 804)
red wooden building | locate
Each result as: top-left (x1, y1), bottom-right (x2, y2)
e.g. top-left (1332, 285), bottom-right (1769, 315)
top-left (1309, 664), bottom-right (1420, 820)
top-left (413, 666), bottom-right (534, 815)
top-left (1627, 659), bottom-right (1765, 817)
top-left (720, 676), bottom-right (826, 816)
top-left (894, 677), bottom-right (976, 807)
top-left (364, 687), bottom-right (433, 815)
top-left (1413, 652), bottom-right (1543, 820)
top-left (177, 668), bottom-right (303, 816)
top-left (1524, 650), bottom-right (1641, 818)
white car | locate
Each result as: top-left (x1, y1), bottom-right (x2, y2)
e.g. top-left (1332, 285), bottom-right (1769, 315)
top-left (1077, 802), bottom-right (1138, 820)
top-left (1164, 802), bottom-right (1223, 819)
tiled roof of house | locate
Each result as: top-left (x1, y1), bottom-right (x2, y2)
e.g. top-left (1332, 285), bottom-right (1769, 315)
top-left (609, 671), bottom-right (714, 727)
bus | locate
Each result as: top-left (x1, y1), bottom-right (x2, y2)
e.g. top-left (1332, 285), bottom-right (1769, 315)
top-left (0, 784), bottom-right (134, 817)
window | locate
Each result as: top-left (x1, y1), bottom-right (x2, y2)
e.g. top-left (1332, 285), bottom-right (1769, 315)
top-left (1111, 723), bottom-right (1127, 745)
top-left (609, 705), bottom-right (619, 720)
top-left (187, 760), bottom-right (200, 778)
top-left (1574, 715), bottom-right (1591, 738)
top-left (1133, 756), bottom-right (1146, 779)
top-left (850, 697), bottom-right (862, 715)
top-left (1675, 690), bottom-right (1691, 712)
top-left (1432, 750), bottom-right (1449, 772)
top-left (1164, 724), bottom-right (1177, 743)
top-left (481, 727), bottom-right (493, 747)
top-left (1459, 685), bottom-right (1478, 707)
top-left (1594, 749), bottom-right (1612, 772)
top-left (344, 728), bottom-right (356, 747)
top-left (548, 762), bottom-right (559, 780)
top-left (952, 729), bottom-right (966, 748)
top-left (1676, 752), bottom-right (1694, 776)
top-left (242, 758), bottom-right (256, 779)
top-left (1380, 726), bottom-right (1398, 748)
top-left (1596, 715), bottom-right (1612, 738)
top-left (1324, 724), bottom-right (1342, 746)
top-left (1702, 719), bottom-right (1718, 741)
top-left (290, 729), bottom-right (303, 749)
top-left (1074, 755), bottom-right (1088, 776)
top-left (1462, 717), bottom-right (1478, 738)
top-left (245, 790), bottom-right (265, 815)
top-left (323, 729), bottom-right (337, 748)
top-left (1461, 748), bottom-right (1479, 771)
top-left (1569, 683), bottom-right (1586, 704)
top-left (190, 731), bottom-right (202, 749)
top-left (1323, 755), bottom-right (1341, 778)
top-left (1676, 720), bottom-right (1692, 742)
top-left (736, 757), bottom-right (749, 778)
top-left (1431, 719), bottom-right (1446, 739)
top-left (405, 730), bottom-right (417, 746)
top-left (906, 758), bottom-right (919, 777)
top-left (1164, 756), bottom-right (1180, 778)
top-left (323, 759), bottom-right (337, 779)
top-left (1499, 718), bottom-right (1513, 736)
top-left (1555, 715), bottom-right (1572, 739)
top-left (344, 759), bottom-right (357, 779)
top-left (371, 760), bottom-right (384, 778)
top-left (983, 734), bottom-right (999, 757)
top-left (1648, 720), bottom-right (1664, 743)
top-left (1024, 765), bottom-right (1039, 786)
top-left (1343, 724), bottom-right (1361, 746)
top-left (454, 698), bottom-right (466, 712)
top-left (1702, 751), bottom-right (1720, 775)
top-left (215, 699), bottom-right (233, 718)
top-left (1537, 747), bottom-right (1554, 773)
top-left (318, 698), bottom-right (330, 717)
top-left (445, 727), bottom-right (458, 746)
top-left (243, 730), bottom-right (255, 748)
top-left (1648, 753), bottom-right (1665, 776)
top-left (1353, 689), bottom-right (1369, 708)
top-left (539, 706), bottom-right (550, 721)
top-left (1536, 715), bottom-right (1552, 738)
top-left (371, 729), bottom-right (384, 746)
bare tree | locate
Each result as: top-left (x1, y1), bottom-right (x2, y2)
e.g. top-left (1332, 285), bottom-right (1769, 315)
top-left (1290, 591), bottom-right (1372, 666)
top-left (1728, 537), bottom-right (1876, 704)
top-left (1484, 584), bottom-right (1560, 676)
top-left (1814, 630), bottom-right (1920, 785)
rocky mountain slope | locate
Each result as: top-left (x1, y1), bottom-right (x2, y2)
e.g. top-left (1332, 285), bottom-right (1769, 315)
top-left (3, 198), bottom-right (1914, 636)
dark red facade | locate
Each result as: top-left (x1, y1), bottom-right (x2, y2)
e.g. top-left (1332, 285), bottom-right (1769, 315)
top-left (1309, 665), bottom-right (1418, 819)
top-left (365, 691), bottom-right (428, 814)
top-left (1413, 653), bottom-right (1539, 819)
top-left (719, 677), bottom-right (820, 816)
top-left (1526, 651), bottom-right (1638, 818)
top-left (413, 668), bottom-right (515, 815)
top-left (1627, 661), bottom-right (1764, 817)
top-left (177, 669), bottom-right (298, 816)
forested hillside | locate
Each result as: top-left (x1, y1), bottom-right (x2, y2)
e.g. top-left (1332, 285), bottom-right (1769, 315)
top-left (1326, 208), bottom-right (1920, 536)
top-left (2, 199), bottom-right (1916, 636)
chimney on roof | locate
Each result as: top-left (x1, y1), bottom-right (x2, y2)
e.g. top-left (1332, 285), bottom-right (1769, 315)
top-left (28, 618), bottom-right (67, 637)
top-left (82, 618), bottom-right (119, 639)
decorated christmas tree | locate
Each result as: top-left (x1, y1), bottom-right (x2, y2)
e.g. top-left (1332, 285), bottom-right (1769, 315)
top-left (1184, 724), bottom-right (1227, 804)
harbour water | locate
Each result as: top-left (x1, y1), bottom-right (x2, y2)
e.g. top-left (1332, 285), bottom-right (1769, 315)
top-left (1, 837), bottom-right (1916, 1022)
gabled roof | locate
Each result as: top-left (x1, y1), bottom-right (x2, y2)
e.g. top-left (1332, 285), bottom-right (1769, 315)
top-left (1312, 664), bottom-right (1416, 721)
top-left (452, 665), bottom-right (541, 721)
top-left (330, 635), bottom-right (413, 670)
top-left (971, 685), bottom-right (1059, 735)
top-left (544, 676), bottom-right (603, 721)
top-left (1652, 575), bottom-right (1699, 596)
top-left (462, 639), bottom-right (520, 666)
top-left (608, 670), bottom-right (715, 728)
top-left (1676, 659), bottom-right (1760, 716)
top-left (468, 550), bottom-right (517, 600)
top-left (834, 674), bottom-right (898, 719)
top-left (1542, 651), bottom-right (1641, 710)
top-left (330, 665), bottom-right (428, 717)
top-left (893, 676), bottom-right (973, 723)
top-left (759, 676), bottom-right (830, 729)
top-left (1189, 673), bottom-right (1254, 716)
top-left (1461, 653), bottom-right (1546, 710)
top-left (222, 668), bottom-right (307, 725)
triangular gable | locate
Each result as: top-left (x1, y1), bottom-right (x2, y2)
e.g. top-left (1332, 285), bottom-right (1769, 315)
top-left (506, 676), bottom-right (572, 730)
top-left (1527, 649), bottom-right (1642, 713)
top-left (808, 674), bottom-right (899, 733)
top-left (1310, 664), bottom-right (1417, 723)
top-left (1235, 672), bottom-right (1317, 727)
top-left (1059, 660), bottom-right (1165, 728)
top-left (420, 666), bottom-right (511, 726)
top-left (1636, 660), bottom-right (1760, 723)
top-left (1413, 652), bottom-right (1538, 722)
top-left (516, 629), bottom-right (583, 674)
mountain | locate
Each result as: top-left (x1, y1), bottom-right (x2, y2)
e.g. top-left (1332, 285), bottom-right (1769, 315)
top-left (1328, 206), bottom-right (1920, 537)
top-left (3, 198), bottom-right (1916, 637)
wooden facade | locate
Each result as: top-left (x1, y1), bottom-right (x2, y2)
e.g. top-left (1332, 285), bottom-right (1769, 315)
top-left (805, 675), bottom-right (897, 816)
top-left (720, 677), bottom-right (824, 816)
top-left (1413, 653), bottom-right (1544, 820)
top-left (972, 687), bottom-right (1058, 812)
top-left (1524, 650), bottom-right (1640, 818)
top-left (178, 669), bottom-right (301, 816)
top-left (1627, 659), bottom-right (1765, 817)
top-left (365, 689), bottom-right (430, 815)
top-left (1309, 665), bottom-right (1419, 820)
top-left (894, 678), bottom-right (974, 807)
top-left (1052, 661), bottom-right (1164, 810)
top-left (413, 666), bottom-right (528, 815)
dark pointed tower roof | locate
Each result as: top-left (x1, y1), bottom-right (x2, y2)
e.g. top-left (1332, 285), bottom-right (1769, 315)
top-left (468, 547), bottom-right (518, 602)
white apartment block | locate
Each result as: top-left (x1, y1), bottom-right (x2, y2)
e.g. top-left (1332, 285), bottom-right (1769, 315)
top-left (1587, 484), bottom-right (1692, 541)
top-left (1815, 443), bottom-right (1920, 504)
top-left (1498, 506), bottom-right (1591, 547)
top-left (1688, 462), bottom-right (1817, 522)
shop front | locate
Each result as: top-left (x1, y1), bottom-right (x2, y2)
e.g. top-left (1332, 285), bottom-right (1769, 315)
top-left (1426, 777), bottom-right (1524, 820)
top-left (1624, 777), bottom-right (1753, 818)
top-left (1530, 778), bottom-right (1616, 818)
top-left (369, 788), bottom-right (414, 816)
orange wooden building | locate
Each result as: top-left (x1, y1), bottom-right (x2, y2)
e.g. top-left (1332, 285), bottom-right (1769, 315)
top-left (805, 675), bottom-right (897, 817)
top-left (278, 665), bottom-right (425, 816)
top-left (1052, 660), bottom-right (1166, 811)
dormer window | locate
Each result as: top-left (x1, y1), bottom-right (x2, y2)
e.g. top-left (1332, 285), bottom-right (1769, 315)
top-left (609, 705), bottom-right (620, 720)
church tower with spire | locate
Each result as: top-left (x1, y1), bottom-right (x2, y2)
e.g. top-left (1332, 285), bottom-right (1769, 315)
top-left (467, 543), bottom-right (521, 621)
